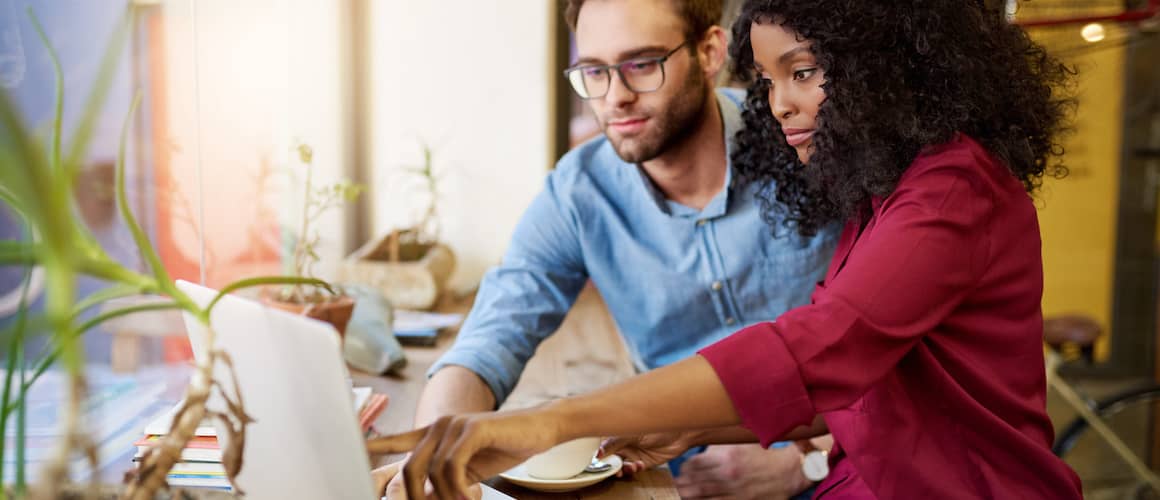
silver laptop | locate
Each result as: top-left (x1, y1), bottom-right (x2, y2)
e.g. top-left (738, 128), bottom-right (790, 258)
top-left (177, 279), bottom-right (377, 499)
top-left (176, 280), bottom-right (514, 499)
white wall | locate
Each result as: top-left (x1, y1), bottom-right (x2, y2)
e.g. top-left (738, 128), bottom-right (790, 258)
top-left (367, 1), bottom-right (555, 292)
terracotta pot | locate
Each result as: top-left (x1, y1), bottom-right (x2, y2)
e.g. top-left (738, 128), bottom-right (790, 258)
top-left (259, 289), bottom-right (356, 338)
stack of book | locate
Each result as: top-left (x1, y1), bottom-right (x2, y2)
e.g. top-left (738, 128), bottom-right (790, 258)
top-left (135, 386), bottom-right (389, 491)
top-left (133, 405), bottom-right (228, 490)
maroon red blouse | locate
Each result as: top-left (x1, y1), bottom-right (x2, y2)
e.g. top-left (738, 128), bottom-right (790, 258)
top-left (700, 135), bottom-right (1082, 498)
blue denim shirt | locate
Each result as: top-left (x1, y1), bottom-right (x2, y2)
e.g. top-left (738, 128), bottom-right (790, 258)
top-left (431, 89), bottom-right (839, 404)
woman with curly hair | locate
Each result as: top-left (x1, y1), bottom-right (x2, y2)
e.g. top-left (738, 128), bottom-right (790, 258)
top-left (370, 1), bottom-right (1083, 498)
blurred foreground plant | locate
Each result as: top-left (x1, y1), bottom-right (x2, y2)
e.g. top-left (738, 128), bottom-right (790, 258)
top-left (0, 5), bottom-right (329, 499)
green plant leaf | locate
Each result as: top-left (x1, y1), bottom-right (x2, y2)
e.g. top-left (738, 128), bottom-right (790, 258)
top-left (71, 301), bottom-right (181, 339)
top-left (0, 236), bottom-right (35, 488)
top-left (206, 276), bottom-right (334, 314)
top-left (341, 183), bottom-right (364, 201)
top-left (7, 301), bottom-right (182, 415)
top-left (0, 240), bottom-right (38, 266)
top-left (0, 89), bottom-right (51, 230)
top-left (26, 6), bottom-right (63, 173)
top-left (71, 283), bottom-right (154, 318)
top-left (63, 5), bottom-right (134, 175)
top-left (295, 142), bottom-right (314, 164)
top-left (116, 92), bottom-right (174, 289)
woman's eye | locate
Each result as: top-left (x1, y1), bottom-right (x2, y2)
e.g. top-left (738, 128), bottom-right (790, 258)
top-left (793, 68), bottom-right (816, 81)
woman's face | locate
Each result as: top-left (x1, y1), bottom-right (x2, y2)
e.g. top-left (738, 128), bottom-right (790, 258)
top-left (749, 21), bottom-right (826, 164)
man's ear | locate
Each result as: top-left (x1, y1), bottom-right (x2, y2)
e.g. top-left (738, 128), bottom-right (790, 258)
top-left (697, 26), bottom-right (729, 81)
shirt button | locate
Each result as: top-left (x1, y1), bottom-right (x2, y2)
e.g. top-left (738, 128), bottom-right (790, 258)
top-left (725, 317), bottom-right (736, 326)
top-left (696, 219), bottom-right (707, 227)
top-left (711, 281), bottom-right (723, 291)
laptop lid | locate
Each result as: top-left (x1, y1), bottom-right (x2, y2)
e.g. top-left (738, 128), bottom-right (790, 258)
top-left (176, 279), bottom-right (376, 499)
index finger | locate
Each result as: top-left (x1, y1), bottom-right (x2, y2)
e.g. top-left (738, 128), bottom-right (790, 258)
top-left (367, 428), bottom-right (427, 456)
top-left (598, 437), bottom-right (628, 458)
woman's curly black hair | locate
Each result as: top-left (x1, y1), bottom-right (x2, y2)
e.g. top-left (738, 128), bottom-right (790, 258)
top-left (730, 0), bottom-right (1076, 236)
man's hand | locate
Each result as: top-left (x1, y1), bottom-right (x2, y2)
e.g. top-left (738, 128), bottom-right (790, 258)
top-left (372, 458), bottom-right (482, 499)
top-left (371, 460), bottom-right (403, 497)
top-left (675, 444), bottom-right (812, 500)
top-left (599, 431), bottom-right (694, 476)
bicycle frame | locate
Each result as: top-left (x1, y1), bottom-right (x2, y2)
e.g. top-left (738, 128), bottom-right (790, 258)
top-left (1046, 350), bottom-right (1160, 494)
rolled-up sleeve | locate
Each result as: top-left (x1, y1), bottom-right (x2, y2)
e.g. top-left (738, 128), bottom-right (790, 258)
top-left (429, 173), bottom-right (588, 405)
top-left (700, 163), bottom-right (992, 446)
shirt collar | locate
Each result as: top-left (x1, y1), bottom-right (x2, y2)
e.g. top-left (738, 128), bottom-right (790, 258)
top-left (637, 90), bottom-right (743, 219)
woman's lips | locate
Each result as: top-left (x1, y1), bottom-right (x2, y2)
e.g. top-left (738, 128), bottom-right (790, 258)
top-left (783, 128), bottom-right (814, 147)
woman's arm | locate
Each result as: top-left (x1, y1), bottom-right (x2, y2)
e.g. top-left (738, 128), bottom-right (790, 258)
top-left (546, 355), bottom-right (741, 440)
top-left (684, 416), bottom-right (828, 446)
top-left (367, 355), bottom-right (742, 499)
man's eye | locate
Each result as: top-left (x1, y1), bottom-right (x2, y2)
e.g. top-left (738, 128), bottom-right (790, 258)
top-left (622, 61), bottom-right (657, 74)
top-left (582, 67), bottom-right (607, 79)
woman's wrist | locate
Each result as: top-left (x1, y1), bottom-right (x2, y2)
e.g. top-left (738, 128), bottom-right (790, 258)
top-left (538, 397), bottom-right (588, 444)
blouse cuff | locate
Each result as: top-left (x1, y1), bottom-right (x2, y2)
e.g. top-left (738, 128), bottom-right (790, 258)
top-left (698, 322), bottom-right (816, 447)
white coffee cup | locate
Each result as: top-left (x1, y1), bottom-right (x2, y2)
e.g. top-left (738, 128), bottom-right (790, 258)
top-left (523, 437), bottom-right (602, 480)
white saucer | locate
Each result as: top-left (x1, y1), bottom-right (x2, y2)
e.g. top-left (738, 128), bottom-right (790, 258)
top-left (497, 455), bottom-right (622, 493)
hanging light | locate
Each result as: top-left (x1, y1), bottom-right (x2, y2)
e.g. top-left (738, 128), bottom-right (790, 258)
top-left (1081, 22), bottom-right (1107, 42)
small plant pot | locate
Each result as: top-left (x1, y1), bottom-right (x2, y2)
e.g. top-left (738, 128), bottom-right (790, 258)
top-left (340, 230), bottom-right (455, 311)
top-left (259, 289), bottom-right (357, 338)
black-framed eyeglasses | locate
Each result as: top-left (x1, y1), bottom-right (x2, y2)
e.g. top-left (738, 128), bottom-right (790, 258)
top-left (564, 42), bottom-right (689, 100)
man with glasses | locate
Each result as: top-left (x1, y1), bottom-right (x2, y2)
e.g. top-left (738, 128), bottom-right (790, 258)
top-left (373, 1), bottom-right (837, 498)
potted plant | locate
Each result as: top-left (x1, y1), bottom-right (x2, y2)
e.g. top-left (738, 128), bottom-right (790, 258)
top-left (258, 141), bottom-right (362, 336)
top-left (340, 142), bottom-right (455, 310)
top-left (1, 6), bottom-right (331, 498)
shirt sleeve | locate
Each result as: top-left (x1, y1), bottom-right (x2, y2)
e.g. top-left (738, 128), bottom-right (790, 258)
top-left (429, 172), bottom-right (589, 406)
top-left (699, 162), bottom-right (994, 446)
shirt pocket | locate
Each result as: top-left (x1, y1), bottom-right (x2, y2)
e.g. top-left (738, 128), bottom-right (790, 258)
top-left (760, 232), bottom-right (836, 280)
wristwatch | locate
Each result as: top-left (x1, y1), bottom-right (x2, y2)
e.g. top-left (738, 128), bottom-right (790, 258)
top-left (796, 439), bottom-right (830, 482)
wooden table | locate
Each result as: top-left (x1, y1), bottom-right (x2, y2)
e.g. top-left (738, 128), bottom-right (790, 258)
top-left (353, 286), bottom-right (679, 499)
top-left (486, 469), bottom-right (678, 499)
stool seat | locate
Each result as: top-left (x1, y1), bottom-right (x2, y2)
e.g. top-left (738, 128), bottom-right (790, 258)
top-left (1043, 314), bottom-right (1102, 350)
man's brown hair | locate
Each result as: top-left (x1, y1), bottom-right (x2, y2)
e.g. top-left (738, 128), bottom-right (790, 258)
top-left (563, 0), bottom-right (724, 42)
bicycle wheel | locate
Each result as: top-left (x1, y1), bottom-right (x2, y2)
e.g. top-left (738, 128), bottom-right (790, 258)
top-left (1054, 385), bottom-right (1160, 500)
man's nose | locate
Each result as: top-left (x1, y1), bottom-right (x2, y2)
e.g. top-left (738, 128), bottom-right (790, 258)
top-left (604, 70), bottom-right (637, 107)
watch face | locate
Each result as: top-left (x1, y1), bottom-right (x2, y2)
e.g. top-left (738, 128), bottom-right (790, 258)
top-left (802, 450), bottom-right (829, 482)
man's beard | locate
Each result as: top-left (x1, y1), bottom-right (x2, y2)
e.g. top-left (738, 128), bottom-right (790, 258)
top-left (604, 63), bottom-right (709, 164)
